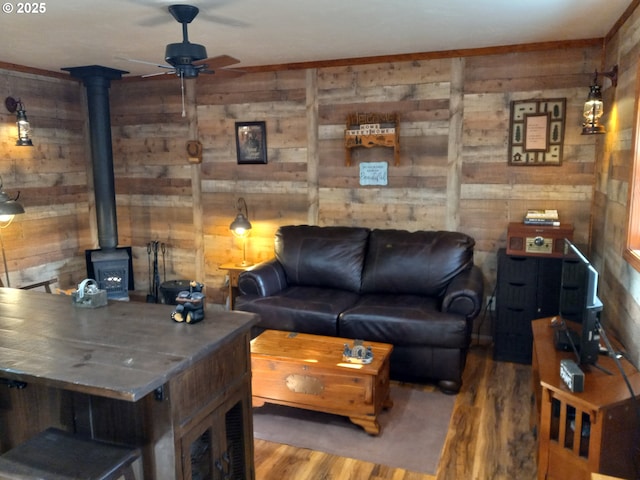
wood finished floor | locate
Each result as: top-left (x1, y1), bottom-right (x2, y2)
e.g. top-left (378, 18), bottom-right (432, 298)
top-left (254, 343), bottom-right (538, 480)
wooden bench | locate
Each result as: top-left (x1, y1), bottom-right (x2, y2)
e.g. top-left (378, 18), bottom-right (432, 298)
top-left (0, 428), bottom-right (140, 480)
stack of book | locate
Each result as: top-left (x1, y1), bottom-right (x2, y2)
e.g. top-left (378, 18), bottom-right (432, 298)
top-left (524, 209), bottom-right (560, 226)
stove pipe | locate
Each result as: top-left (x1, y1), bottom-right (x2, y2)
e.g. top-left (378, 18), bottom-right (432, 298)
top-left (63, 66), bottom-right (127, 249)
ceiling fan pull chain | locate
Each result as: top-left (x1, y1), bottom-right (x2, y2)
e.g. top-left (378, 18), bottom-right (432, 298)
top-left (181, 73), bottom-right (186, 118)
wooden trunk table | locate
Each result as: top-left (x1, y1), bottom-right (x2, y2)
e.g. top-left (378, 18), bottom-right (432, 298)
top-left (250, 330), bottom-right (393, 435)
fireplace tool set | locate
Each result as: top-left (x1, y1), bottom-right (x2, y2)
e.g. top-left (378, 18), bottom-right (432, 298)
top-left (146, 240), bottom-right (165, 303)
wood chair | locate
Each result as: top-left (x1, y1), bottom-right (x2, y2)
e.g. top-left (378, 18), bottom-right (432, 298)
top-left (0, 428), bottom-right (140, 480)
top-left (0, 277), bottom-right (59, 292)
top-left (18, 277), bottom-right (58, 293)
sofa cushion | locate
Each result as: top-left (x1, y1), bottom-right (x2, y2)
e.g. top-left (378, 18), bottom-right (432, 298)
top-left (274, 225), bottom-right (370, 292)
top-left (361, 229), bottom-right (475, 296)
top-left (235, 286), bottom-right (361, 336)
top-left (339, 293), bottom-right (469, 349)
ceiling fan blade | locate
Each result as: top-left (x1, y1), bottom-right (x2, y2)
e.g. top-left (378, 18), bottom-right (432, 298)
top-left (193, 55), bottom-right (241, 69)
top-left (142, 70), bottom-right (174, 78)
top-left (117, 56), bottom-right (173, 69)
top-left (214, 68), bottom-right (246, 78)
top-left (137, 14), bottom-right (171, 27)
top-left (210, 68), bottom-right (245, 78)
top-left (133, 0), bottom-right (247, 27)
top-left (198, 13), bottom-right (250, 28)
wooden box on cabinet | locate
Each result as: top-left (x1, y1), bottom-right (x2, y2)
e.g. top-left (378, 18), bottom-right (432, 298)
top-left (507, 222), bottom-right (573, 258)
top-left (495, 248), bottom-right (563, 364)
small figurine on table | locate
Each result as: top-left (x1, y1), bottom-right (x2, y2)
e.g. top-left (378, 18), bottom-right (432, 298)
top-left (171, 281), bottom-right (205, 324)
top-left (343, 339), bottom-right (374, 364)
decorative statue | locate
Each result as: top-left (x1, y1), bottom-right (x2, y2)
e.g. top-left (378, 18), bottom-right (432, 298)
top-left (171, 281), bottom-right (205, 324)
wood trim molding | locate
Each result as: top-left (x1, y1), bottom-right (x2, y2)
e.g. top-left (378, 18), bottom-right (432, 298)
top-left (0, 37), bottom-right (606, 81)
top-left (605, 0), bottom-right (640, 44)
top-left (238, 38), bottom-right (603, 74)
top-left (118, 38), bottom-right (603, 83)
top-left (623, 248), bottom-right (640, 273)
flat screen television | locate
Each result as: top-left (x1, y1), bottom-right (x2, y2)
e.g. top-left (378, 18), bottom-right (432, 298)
top-left (556, 239), bottom-right (602, 365)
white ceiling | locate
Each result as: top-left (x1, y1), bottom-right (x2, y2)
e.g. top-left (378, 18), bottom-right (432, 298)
top-left (0, 0), bottom-right (632, 78)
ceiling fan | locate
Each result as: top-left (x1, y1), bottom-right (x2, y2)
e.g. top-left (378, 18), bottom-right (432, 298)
top-left (124, 4), bottom-right (242, 79)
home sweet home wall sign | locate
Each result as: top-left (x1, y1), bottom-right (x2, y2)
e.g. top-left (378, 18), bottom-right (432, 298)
top-left (508, 98), bottom-right (566, 166)
top-left (344, 112), bottom-right (400, 166)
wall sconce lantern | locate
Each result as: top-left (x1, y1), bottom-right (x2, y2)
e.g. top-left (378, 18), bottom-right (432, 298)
top-left (4, 96), bottom-right (33, 146)
top-left (582, 65), bottom-right (618, 135)
top-left (0, 176), bottom-right (25, 287)
top-left (229, 197), bottom-right (252, 267)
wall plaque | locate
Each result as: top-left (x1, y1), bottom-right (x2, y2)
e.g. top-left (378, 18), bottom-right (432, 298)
top-left (359, 161), bottom-right (388, 186)
top-left (509, 98), bottom-right (566, 166)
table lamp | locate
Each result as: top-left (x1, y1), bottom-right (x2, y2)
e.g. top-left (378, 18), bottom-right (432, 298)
top-left (229, 197), bottom-right (252, 267)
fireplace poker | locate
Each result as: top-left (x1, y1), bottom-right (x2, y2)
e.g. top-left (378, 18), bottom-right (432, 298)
top-left (161, 242), bottom-right (166, 282)
top-left (153, 241), bottom-right (160, 303)
top-left (146, 242), bottom-right (156, 303)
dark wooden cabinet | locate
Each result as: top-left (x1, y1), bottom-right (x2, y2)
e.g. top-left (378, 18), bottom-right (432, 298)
top-left (182, 388), bottom-right (253, 480)
top-left (494, 248), bottom-right (563, 363)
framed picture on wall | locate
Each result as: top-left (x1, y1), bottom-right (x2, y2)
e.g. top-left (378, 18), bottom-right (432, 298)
top-left (508, 98), bottom-right (566, 166)
top-left (235, 121), bottom-right (267, 164)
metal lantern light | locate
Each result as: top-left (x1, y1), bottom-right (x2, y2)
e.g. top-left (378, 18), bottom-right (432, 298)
top-left (5, 97), bottom-right (33, 146)
top-left (582, 82), bottom-right (605, 135)
top-left (581, 66), bottom-right (618, 136)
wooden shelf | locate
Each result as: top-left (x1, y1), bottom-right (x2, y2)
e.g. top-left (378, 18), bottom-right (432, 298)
top-left (344, 113), bottom-right (400, 166)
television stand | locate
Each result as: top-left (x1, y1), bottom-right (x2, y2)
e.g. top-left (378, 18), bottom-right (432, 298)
top-left (532, 318), bottom-right (640, 480)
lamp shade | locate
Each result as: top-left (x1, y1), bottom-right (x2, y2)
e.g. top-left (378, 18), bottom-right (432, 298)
top-left (229, 197), bottom-right (252, 236)
top-left (0, 183), bottom-right (24, 222)
top-left (230, 213), bottom-right (252, 236)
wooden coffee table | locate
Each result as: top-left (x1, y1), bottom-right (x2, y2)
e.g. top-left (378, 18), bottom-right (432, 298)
top-left (250, 330), bottom-right (393, 435)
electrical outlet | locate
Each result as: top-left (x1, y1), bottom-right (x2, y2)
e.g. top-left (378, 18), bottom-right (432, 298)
top-left (486, 296), bottom-right (496, 311)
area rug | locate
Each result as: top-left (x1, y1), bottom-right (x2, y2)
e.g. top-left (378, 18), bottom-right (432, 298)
top-left (252, 384), bottom-right (455, 474)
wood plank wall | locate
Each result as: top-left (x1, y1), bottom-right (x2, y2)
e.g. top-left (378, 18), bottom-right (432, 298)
top-left (108, 42), bottom-right (602, 320)
top-left (0, 69), bottom-right (90, 290)
top-left (0, 41), bottom-right (603, 331)
top-left (593, 3), bottom-right (640, 367)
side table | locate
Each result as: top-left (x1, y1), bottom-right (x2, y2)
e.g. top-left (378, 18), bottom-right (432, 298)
top-left (532, 318), bottom-right (640, 480)
top-left (220, 262), bottom-right (253, 310)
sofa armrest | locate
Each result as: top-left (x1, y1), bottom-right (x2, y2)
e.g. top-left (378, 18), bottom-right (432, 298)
top-left (237, 259), bottom-right (288, 297)
top-left (441, 264), bottom-right (484, 319)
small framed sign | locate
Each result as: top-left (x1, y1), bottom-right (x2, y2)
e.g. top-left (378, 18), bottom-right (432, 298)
top-left (235, 121), bottom-right (267, 164)
top-left (524, 113), bottom-right (550, 151)
top-left (508, 98), bottom-right (565, 166)
top-left (359, 161), bottom-right (388, 186)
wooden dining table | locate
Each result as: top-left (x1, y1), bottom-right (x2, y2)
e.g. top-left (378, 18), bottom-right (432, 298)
top-left (0, 287), bottom-right (258, 479)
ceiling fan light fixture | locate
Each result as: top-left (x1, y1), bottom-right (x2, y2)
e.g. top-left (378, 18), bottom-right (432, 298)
top-left (165, 42), bottom-right (207, 65)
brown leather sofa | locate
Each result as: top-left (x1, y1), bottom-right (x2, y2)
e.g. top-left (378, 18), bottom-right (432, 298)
top-left (235, 225), bottom-right (484, 393)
